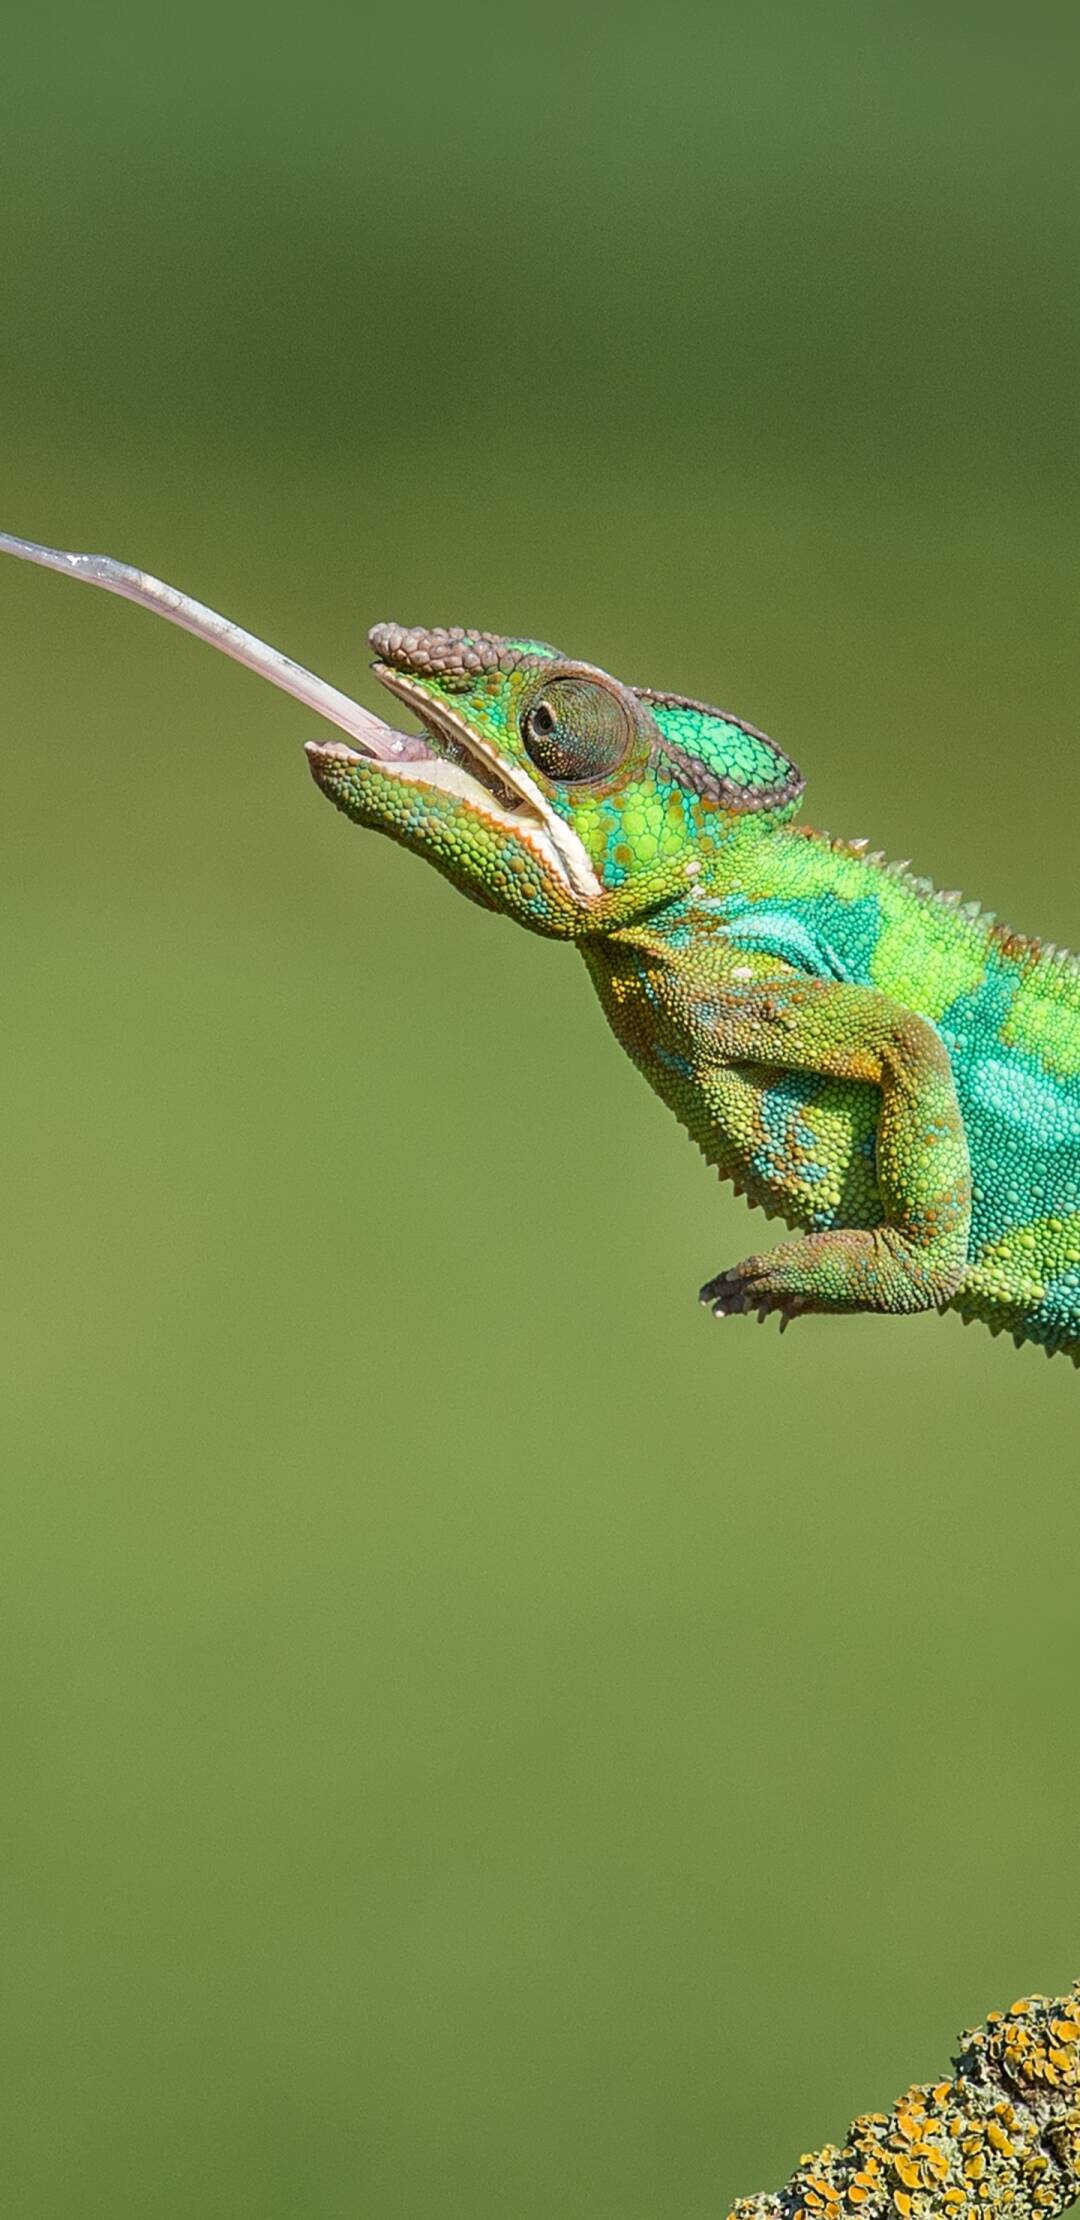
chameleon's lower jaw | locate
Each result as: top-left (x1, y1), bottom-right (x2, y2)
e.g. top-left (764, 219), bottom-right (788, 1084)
top-left (305, 738), bottom-right (367, 772)
top-left (305, 738), bottom-right (363, 765)
top-left (303, 731), bottom-right (597, 907)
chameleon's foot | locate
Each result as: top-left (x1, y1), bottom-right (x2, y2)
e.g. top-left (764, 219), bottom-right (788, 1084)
top-left (699, 1226), bottom-right (967, 1326)
top-left (700, 1257), bottom-right (810, 1331)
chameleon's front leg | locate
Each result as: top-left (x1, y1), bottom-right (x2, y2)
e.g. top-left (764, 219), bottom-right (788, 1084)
top-left (698, 977), bottom-right (972, 1326)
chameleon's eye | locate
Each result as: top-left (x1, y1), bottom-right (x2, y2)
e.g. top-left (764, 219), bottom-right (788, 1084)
top-left (520, 677), bottom-right (634, 782)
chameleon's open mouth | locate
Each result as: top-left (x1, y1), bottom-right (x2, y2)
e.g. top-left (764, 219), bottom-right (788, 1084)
top-left (307, 661), bottom-right (601, 901)
top-left (370, 663), bottom-right (526, 813)
top-left (303, 724), bottom-right (524, 822)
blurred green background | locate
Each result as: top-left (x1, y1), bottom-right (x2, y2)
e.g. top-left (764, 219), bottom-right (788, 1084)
top-left (1, 8), bottom-right (1078, 2216)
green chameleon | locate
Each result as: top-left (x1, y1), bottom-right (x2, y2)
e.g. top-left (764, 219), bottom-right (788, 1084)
top-left (309, 624), bottom-right (1080, 1362)
top-left (4, 534), bottom-right (1079, 1361)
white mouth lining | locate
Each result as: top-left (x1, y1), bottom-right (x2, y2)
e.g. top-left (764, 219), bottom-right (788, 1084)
top-left (373, 668), bottom-right (602, 902)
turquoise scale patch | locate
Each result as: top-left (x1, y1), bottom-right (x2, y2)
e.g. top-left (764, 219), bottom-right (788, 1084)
top-left (942, 963), bottom-right (1080, 1247)
top-left (752, 1072), bottom-right (838, 1228)
top-left (688, 889), bottom-right (882, 985)
top-left (1029, 1262), bottom-right (1080, 1343)
top-left (653, 1042), bottom-right (694, 1080)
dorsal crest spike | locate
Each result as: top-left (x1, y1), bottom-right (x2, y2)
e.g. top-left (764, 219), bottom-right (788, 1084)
top-left (846, 837), bottom-right (1080, 976)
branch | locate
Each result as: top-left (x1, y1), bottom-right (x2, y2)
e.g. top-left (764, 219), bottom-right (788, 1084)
top-left (732, 1987), bottom-right (1079, 2220)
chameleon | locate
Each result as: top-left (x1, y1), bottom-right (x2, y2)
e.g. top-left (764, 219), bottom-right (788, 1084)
top-left (3, 534), bottom-right (1079, 1362)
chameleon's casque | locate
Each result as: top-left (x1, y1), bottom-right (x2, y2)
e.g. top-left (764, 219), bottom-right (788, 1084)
top-left (307, 623), bottom-right (1080, 1363)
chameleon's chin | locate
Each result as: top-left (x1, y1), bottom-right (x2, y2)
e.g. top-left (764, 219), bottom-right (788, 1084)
top-left (305, 737), bottom-right (369, 803)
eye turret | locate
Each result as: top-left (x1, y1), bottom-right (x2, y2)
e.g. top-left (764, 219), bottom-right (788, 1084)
top-left (520, 677), bottom-right (634, 783)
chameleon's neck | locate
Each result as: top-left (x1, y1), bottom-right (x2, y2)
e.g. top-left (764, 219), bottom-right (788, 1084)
top-left (604, 816), bottom-right (820, 947)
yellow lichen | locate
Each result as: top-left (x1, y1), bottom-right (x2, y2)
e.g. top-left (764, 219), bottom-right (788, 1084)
top-left (728, 1987), bottom-right (1079, 2220)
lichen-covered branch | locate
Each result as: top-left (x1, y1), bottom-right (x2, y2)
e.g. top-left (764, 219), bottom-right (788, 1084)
top-left (731, 1988), bottom-right (1080, 2220)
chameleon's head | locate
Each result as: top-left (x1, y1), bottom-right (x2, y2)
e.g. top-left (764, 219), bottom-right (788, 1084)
top-left (306, 625), bottom-right (804, 937)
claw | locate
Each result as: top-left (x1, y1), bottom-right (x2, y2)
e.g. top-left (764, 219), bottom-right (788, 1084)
top-left (702, 1265), bottom-right (768, 1321)
top-left (701, 1269), bottom-right (749, 1319)
top-left (700, 1264), bottom-right (808, 1332)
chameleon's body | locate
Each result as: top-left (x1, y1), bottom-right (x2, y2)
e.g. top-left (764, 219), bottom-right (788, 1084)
top-left (304, 625), bottom-right (1080, 1362)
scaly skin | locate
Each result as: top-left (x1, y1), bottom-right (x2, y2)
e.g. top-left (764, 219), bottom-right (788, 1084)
top-left (305, 624), bottom-right (1080, 1363)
